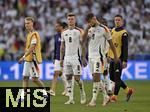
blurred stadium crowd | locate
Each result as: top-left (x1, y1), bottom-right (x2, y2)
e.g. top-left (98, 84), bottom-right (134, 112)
top-left (0, 0), bottom-right (149, 61)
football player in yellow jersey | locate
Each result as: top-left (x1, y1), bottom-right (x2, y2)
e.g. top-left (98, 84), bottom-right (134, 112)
top-left (18, 17), bottom-right (48, 102)
top-left (108, 15), bottom-right (134, 102)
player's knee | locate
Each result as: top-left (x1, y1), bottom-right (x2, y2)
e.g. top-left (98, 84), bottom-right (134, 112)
top-left (93, 73), bottom-right (100, 82)
top-left (74, 76), bottom-right (80, 82)
top-left (54, 71), bottom-right (62, 77)
top-left (66, 75), bottom-right (72, 80)
top-left (23, 76), bottom-right (29, 81)
top-left (54, 73), bottom-right (59, 79)
top-left (93, 78), bottom-right (100, 82)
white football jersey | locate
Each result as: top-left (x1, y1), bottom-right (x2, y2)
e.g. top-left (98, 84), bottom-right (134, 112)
top-left (100, 33), bottom-right (109, 57)
top-left (88, 25), bottom-right (111, 58)
top-left (61, 28), bottom-right (82, 60)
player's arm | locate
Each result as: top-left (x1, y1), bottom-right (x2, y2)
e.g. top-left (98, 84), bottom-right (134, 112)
top-left (104, 27), bottom-right (119, 63)
top-left (82, 24), bottom-right (91, 41)
top-left (18, 34), bottom-right (37, 63)
top-left (121, 32), bottom-right (128, 68)
top-left (60, 33), bottom-right (65, 67)
top-left (24, 45), bottom-right (36, 57)
top-left (54, 36), bottom-right (57, 60)
top-left (80, 29), bottom-right (87, 67)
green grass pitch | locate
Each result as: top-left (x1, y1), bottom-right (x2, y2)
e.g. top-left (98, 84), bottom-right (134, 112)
top-left (0, 80), bottom-right (150, 112)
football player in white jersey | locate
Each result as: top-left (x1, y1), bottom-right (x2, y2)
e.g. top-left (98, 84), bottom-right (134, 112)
top-left (82, 13), bottom-right (119, 106)
top-left (60, 13), bottom-right (86, 104)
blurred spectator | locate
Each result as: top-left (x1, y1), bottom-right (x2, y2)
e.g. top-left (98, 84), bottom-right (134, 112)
top-left (0, 0), bottom-right (149, 60)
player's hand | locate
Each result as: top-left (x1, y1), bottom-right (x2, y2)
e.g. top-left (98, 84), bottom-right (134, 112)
top-left (82, 58), bottom-right (87, 67)
top-left (122, 61), bottom-right (127, 69)
top-left (107, 57), bottom-right (111, 63)
top-left (86, 24), bottom-right (92, 30)
top-left (60, 60), bottom-right (63, 67)
top-left (18, 56), bottom-right (24, 64)
top-left (114, 57), bottom-right (120, 63)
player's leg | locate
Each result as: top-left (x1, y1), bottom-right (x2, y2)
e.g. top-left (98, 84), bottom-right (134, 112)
top-left (31, 61), bottom-right (48, 98)
top-left (120, 79), bottom-right (134, 101)
top-left (60, 73), bottom-right (68, 96)
top-left (74, 75), bottom-right (86, 104)
top-left (103, 69), bottom-right (113, 96)
top-left (22, 76), bottom-right (29, 95)
top-left (19, 62), bottom-right (30, 102)
top-left (99, 59), bottom-right (110, 106)
top-left (32, 77), bottom-right (47, 95)
top-left (89, 72), bottom-right (100, 106)
top-left (99, 80), bottom-right (110, 106)
top-left (87, 59), bottom-right (101, 106)
top-left (108, 66), bottom-right (115, 95)
top-left (50, 60), bottom-right (62, 96)
top-left (50, 71), bottom-right (61, 96)
top-left (64, 60), bottom-right (74, 104)
top-left (119, 69), bottom-right (134, 101)
top-left (103, 57), bottom-right (114, 95)
top-left (108, 60), bottom-right (118, 102)
top-left (73, 60), bottom-right (86, 104)
top-left (110, 60), bottom-right (134, 102)
top-left (65, 74), bottom-right (74, 104)
top-left (109, 60), bottom-right (122, 102)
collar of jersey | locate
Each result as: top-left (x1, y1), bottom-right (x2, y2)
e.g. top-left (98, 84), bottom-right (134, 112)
top-left (115, 26), bottom-right (124, 31)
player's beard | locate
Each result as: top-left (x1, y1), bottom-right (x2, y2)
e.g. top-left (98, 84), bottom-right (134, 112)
top-left (92, 23), bottom-right (96, 27)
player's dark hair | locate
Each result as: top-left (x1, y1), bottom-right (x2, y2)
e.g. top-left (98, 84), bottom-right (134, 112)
top-left (99, 18), bottom-right (108, 26)
top-left (67, 13), bottom-right (75, 17)
top-left (61, 22), bottom-right (68, 29)
top-left (115, 14), bottom-right (123, 19)
top-left (85, 13), bottom-right (94, 22)
top-left (56, 20), bottom-right (62, 26)
top-left (56, 21), bottom-right (68, 29)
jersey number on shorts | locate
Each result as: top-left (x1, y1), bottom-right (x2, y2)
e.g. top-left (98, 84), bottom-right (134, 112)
top-left (96, 62), bottom-right (100, 68)
top-left (77, 65), bottom-right (80, 74)
top-left (69, 37), bottom-right (72, 43)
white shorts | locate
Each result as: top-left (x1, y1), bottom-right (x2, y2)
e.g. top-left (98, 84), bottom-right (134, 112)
top-left (54, 60), bottom-right (62, 71)
top-left (23, 61), bottom-right (40, 77)
top-left (89, 58), bottom-right (102, 74)
top-left (64, 59), bottom-right (82, 75)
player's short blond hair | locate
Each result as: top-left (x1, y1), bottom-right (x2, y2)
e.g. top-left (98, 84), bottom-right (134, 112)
top-left (25, 17), bottom-right (35, 23)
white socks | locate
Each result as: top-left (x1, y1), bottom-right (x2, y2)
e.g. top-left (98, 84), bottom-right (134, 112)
top-left (60, 75), bottom-right (68, 91)
top-left (91, 82), bottom-right (100, 102)
top-left (99, 81), bottom-right (108, 100)
top-left (67, 79), bottom-right (74, 101)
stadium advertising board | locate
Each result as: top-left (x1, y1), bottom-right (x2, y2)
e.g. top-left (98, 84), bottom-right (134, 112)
top-left (0, 61), bottom-right (150, 80)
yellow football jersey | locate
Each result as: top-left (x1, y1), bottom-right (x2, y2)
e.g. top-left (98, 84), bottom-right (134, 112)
top-left (108, 28), bottom-right (127, 59)
top-left (25, 31), bottom-right (42, 63)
